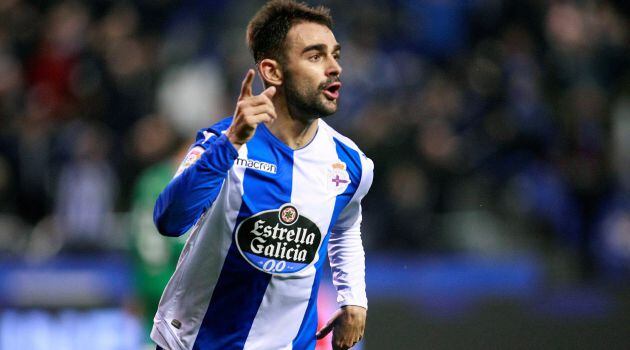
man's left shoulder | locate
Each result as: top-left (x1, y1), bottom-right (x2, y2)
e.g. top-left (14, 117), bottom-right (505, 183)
top-left (319, 121), bottom-right (372, 165)
top-left (319, 121), bottom-right (375, 200)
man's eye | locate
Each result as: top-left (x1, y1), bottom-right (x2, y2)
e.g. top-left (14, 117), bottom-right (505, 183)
top-left (309, 54), bottom-right (321, 62)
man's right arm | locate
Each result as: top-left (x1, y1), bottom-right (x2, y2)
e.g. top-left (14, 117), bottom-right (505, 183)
top-left (154, 68), bottom-right (276, 237)
top-left (153, 132), bottom-right (238, 237)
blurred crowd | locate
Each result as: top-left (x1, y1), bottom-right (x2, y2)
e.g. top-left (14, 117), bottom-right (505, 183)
top-left (0, 0), bottom-right (629, 282)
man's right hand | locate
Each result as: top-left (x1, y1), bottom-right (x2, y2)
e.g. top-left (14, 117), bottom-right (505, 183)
top-left (226, 69), bottom-right (277, 149)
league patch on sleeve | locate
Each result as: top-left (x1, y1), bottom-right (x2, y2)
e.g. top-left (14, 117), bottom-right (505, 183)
top-left (174, 146), bottom-right (204, 178)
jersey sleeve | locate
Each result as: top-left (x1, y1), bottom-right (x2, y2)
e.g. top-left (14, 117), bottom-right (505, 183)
top-left (328, 153), bottom-right (374, 309)
top-left (153, 118), bottom-right (237, 237)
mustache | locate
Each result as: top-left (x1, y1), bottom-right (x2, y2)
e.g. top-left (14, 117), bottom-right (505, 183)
top-left (319, 77), bottom-right (342, 90)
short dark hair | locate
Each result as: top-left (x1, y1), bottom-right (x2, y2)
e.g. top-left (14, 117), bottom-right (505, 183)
top-left (246, 0), bottom-right (333, 63)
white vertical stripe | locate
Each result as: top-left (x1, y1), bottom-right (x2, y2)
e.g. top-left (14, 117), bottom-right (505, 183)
top-left (243, 128), bottom-right (338, 349)
top-left (151, 145), bottom-right (248, 350)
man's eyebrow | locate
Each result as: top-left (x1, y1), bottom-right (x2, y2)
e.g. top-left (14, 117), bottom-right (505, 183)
top-left (301, 44), bottom-right (327, 54)
top-left (301, 43), bottom-right (341, 54)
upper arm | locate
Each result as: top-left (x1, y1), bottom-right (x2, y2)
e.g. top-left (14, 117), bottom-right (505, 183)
top-left (173, 119), bottom-right (233, 178)
top-left (332, 154), bottom-right (374, 233)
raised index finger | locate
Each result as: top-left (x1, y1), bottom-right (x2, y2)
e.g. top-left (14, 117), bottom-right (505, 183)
top-left (238, 69), bottom-right (255, 101)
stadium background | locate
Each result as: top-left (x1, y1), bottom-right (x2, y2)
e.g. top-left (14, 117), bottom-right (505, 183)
top-left (0, 0), bottom-right (629, 348)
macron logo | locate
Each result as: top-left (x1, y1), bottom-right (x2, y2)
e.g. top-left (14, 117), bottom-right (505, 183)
top-left (235, 158), bottom-right (277, 174)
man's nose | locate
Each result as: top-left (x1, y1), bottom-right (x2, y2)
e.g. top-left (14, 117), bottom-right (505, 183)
top-left (326, 57), bottom-right (342, 77)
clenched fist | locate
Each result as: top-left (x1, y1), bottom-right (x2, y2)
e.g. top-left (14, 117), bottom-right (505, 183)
top-left (226, 69), bottom-right (277, 149)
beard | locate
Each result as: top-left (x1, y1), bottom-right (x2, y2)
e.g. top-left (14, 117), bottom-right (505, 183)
top-left (283, 69), bottom-right (339, 120)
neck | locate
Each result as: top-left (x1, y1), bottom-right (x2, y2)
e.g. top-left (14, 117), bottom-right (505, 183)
top-left (265, 91), bottom-right (319, 150)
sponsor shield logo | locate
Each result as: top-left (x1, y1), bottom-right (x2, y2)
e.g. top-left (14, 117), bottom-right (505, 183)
top-left (235, 204), bottom-right (322, 274)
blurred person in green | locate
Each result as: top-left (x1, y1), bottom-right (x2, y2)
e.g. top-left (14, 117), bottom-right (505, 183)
top-left (128, 115), bottom-right (189, 338)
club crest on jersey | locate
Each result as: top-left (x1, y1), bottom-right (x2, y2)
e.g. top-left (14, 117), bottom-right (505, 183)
top-left (235, 204), bottom-right (322, 275)
top-left (234, 157), bottom-right (277, 174)
top-left (327, 161), bottom-right (350, 194)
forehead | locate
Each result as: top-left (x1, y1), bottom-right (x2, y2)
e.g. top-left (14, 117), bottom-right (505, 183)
top-left (285, 21), bottom-right (338, 52)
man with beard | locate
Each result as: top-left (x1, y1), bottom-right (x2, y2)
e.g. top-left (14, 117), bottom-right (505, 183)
top-left (151, 1), bottom-right (373, 349)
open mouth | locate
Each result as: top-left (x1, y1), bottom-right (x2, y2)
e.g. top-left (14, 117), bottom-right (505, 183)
top-left (323, 82), bottom-right (342, 100)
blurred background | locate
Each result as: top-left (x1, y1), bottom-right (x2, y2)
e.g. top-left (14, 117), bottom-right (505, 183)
top-left (0, 0), bottom-right (629, 349)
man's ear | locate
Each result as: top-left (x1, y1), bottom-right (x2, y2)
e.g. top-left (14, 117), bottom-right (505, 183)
top-left (258, 58), bottom-right (283, 87)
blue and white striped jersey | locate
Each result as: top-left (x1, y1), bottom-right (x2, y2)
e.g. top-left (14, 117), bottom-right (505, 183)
top-left (151, 117), bottom-right (373, 350)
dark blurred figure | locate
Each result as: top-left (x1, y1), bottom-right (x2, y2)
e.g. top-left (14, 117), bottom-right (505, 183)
top-left (13, 88), bottom-right (56, 224)
top-left (54, 122), bottom-right (116, 252)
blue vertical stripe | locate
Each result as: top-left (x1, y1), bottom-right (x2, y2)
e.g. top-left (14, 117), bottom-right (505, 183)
top-left (193, 132), bottom-right (294, 350)
top-left (290, 268), bottom-right (322, 350)
top-left (292, 138), bottom-right (362, 350)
